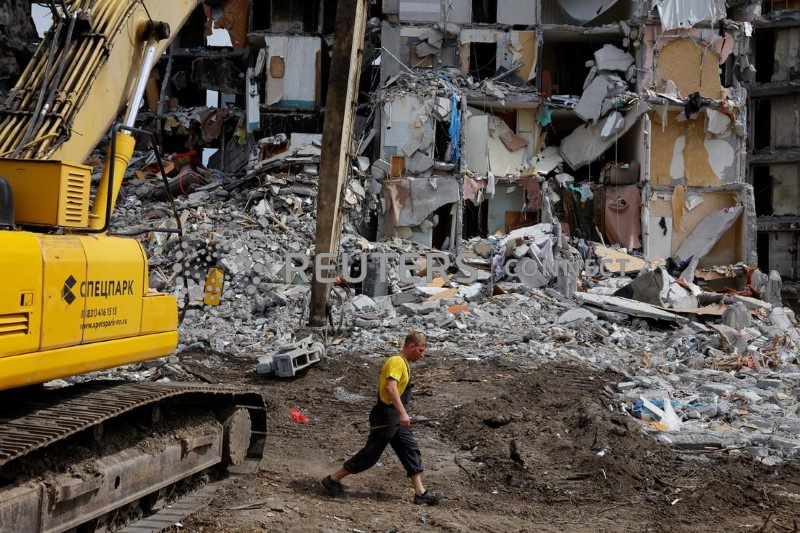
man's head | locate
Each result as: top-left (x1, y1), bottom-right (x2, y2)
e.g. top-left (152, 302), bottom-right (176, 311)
top-left (402, 331), bottom-right (427, 362)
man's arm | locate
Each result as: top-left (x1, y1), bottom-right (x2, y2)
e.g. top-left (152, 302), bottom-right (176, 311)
top-left (385, 379), bottom-right (411, 428)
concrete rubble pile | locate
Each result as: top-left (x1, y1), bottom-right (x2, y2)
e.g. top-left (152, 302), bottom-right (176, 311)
top-left (86, 153), bottom-right (800, 464)
top-left (40, 0), bottom-right (800, 467)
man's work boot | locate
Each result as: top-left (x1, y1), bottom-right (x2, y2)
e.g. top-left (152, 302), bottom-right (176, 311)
top-left (413, 490), bottom-right (443, 505)
top-left (321, 475), bottom-right (345, 496)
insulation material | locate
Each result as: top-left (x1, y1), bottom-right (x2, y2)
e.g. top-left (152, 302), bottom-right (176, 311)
top-left (604, 184), bottom-right (643, 250)
top-left (204, 0), bottom-right (248, 50)
top-left (641, 26), bottom-right (734, 92)
top-left (649, 111), bottom-right (733, 186)
top-left (654, 0), bottom-right (726, 31)
top-left (671, 184), bottom-right (686, 232)
top-left (497, 32), bottom-right (538, 81)
top-left (264, 35), bottom-right (321, 109)
top-left (649, 189), bottom-right (742, 266)
top-left (498, 0), bottom-right (537, 26)
top-left (654, 38), bottom-right (722, 99)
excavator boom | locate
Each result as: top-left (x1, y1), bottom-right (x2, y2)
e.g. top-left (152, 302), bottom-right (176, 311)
top-left (0, 0), bottom-right (200, 163)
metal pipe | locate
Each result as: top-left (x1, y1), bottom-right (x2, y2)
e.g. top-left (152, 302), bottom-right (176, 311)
top-left (123, 39), bottom-right (159, 130)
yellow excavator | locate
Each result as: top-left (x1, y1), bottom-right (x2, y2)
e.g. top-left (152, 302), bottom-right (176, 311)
top-left (0, 2), bottom-right (265, 530)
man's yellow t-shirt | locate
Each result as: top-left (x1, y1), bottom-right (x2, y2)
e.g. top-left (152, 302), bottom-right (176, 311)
top-left (379, 355), bottom-right (410, 405)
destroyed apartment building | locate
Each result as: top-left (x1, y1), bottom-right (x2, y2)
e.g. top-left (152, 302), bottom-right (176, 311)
top-left (68, 0), bottom-right (760, 272)
top-left (6, 0), bottom-right (797, 296)
top-left (369, 0), bottom-right (758, 279)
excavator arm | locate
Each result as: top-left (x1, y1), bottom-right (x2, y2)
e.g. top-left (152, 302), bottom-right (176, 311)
top-left (0, 0), bottom-right (214, 389)
top-left (0, 0), bottom-right (202, 163)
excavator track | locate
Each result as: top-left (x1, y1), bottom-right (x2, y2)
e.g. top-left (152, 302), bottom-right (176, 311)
top-left (0, 381), bottom-right (267, 532)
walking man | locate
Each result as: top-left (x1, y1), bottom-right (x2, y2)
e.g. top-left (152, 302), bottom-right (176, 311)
top-left (321, 331), bottom-right (442, 505)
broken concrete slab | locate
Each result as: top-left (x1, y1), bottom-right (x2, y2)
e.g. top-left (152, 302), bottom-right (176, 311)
top-left (708, 323), bottom-right (744, 352)
top-left (530, 146), bottom-right (563, 175)
top-left (560, 102), bottom-right (650, 169)
top-left (558, 308), bottom-right (597, 324)
top-left (397, 300), bottom-right (440, 316)
top-left (729, 294), bottom-right (773, 311)
top-left (721, 301), bottom-right (751, 329)
top-left (575, 74), bottom-right (627, 123)
top-left (601, 111), bottom-right (625, 140)
top-left (575, 77), bottom-right (612, 122)
top-left (768, 307), bottom-right (800, 344)
top-left (674, 206), bottom-right (743, 263)
top-left (351, 294), bottom-right (377, 313)
top-left (593, 44), bottom-right (634, 72)
top-left (613, 267), bottom-right (697, 309)
top-left (573, 292), bottom-right (687, 323)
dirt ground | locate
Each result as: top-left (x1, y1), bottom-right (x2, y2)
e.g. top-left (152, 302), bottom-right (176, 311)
top-left (176, 349), bottom-right (800, 532)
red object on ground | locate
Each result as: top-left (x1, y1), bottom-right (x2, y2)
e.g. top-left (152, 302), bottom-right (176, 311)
top-left (747, 357), bottom-right (756, 370)
top-left (172, 149), bottom-right (200, 169)
top-left (291, 408), bottom-right (310, 423)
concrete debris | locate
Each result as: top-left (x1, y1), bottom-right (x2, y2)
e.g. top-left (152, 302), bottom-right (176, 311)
top-left (674, 207), bottom-right (743, 263)
top-left (560, 102), bottom-right (651, 169)
top-left (593, 44), bottom-right (634, 73)
top-left (56, 0), bottom-right (800, 468)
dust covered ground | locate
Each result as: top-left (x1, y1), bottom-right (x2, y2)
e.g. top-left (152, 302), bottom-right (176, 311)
top-left (166, 348), bottom-right (800, 533)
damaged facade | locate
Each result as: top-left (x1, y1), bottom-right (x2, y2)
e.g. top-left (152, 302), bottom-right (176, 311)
top-left (15, 1), bottom-right (797, 294)
top-left (362, 0), bottom-right (760, 288)
top-left (743, 0), bottom-right (800, 302)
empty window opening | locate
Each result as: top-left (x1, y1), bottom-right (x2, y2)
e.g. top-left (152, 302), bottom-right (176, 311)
top-left (434, 119), bottom-right (451, 161)
top-left (753, 99), bottom-right (772, 151)
top-left (432, 203), bottom-right (455, 249)
top-left (252, 2), bottom-right (271, 31)
top-left (463, 200), bottom-right (489, 239)
top-left (472, 0), bottom-right (498, 23)
top-left (754, 28), bottom-right (775, 83)
top-left (469, 42), bottom-right (497, 80)
top-left (174, 6), bottom-right (207, 49)
top-left (269, 1), bottom-right (319, 33)
top-left (753, 166), bottom-right (774, 216)
top-left (323, 0), bottom-right (339, 34)
top-left (757, 232), bottom-right (770, 274)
